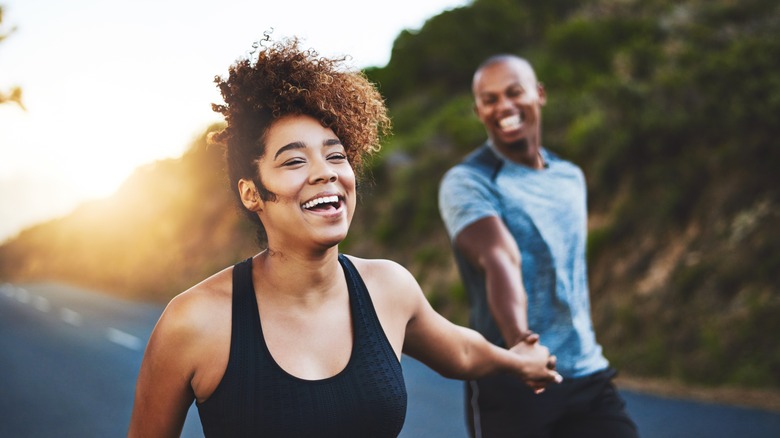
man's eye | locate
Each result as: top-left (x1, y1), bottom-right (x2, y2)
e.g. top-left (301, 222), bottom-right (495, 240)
top-left (507, 88), bottom-right (524, 98)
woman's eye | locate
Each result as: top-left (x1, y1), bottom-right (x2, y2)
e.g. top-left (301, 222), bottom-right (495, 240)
top-left (328, 154), bottom-right (347, 161)
top-left (283, 158), bottom-right (305, 166)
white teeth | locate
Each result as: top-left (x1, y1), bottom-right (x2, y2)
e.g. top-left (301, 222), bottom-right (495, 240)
top-left (302, 195), bottom-right (339, 210)
top-left (499, 114), bottom-right (522, 130)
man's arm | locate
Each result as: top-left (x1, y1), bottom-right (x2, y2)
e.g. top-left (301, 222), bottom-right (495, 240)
top-left (454, 215), bottom-right (533, 347)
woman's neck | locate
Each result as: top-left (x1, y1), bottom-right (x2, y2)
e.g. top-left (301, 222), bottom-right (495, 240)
top-left (253, 246), bottom-right (344, 305)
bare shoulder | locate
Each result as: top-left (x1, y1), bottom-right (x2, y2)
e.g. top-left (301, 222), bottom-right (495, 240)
top-left (343, 255), bottom-right (418, 289)
top-left (130, 265), bottom-right (237, 431)
top-left (342, 255), bottom-right (422, 310)
top-left (342, 255), bottom-right (424, 355)
top-left (153, 266), bottom-right (234, 348)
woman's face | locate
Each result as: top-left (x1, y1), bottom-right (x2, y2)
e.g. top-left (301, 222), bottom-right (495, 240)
top-left (252, 114), bottom-right (356, 251)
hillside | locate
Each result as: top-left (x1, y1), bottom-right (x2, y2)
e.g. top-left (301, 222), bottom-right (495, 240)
top-left (0, 126), bottom-right (258, 301)
top-left (1, 0), bottom-right (778, 390)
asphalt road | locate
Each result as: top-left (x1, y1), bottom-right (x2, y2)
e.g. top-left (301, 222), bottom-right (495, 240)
top-left (2, 282), bottom-right (779, 437)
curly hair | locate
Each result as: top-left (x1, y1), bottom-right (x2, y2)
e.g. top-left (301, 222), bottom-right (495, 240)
top-left (210, 35), bottom-right (391, 242)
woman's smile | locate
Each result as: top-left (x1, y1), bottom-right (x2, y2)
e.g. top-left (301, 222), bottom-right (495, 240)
top-left (301, 193), bottom-right (345, 216)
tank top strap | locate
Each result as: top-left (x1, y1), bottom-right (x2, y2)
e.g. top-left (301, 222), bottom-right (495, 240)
top-left (231, 257), bottom-right (262, 353)
top-left (338, 254), bottom-right (360, 291)
top-left (338, 253), bottom-right (370, 321)
top-left (227, 257), bottom-right (263, 420)
top-left (338, 254), bottom-right (397, 360)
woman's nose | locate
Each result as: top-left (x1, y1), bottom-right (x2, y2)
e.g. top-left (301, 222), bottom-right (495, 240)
top-left (310, 160), bottom-right (338, 183)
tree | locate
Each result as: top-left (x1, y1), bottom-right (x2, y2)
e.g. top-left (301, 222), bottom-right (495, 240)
top-left (0, 5), bottom-right (24, 109)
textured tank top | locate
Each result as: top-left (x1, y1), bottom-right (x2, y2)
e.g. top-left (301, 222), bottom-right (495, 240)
top-left (196, 255), bottom-right (407, 437)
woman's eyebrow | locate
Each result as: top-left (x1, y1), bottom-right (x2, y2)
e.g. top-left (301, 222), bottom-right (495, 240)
top-left (274, 141), bottom-right (306, 159)
top-left (274, 138), bottom-right (342, 159)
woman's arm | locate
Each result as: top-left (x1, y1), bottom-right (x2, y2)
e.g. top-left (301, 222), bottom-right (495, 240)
top-left (397, 265), bottom-right (561, 389)
top-left (128, 294), bottom-right (201, 438)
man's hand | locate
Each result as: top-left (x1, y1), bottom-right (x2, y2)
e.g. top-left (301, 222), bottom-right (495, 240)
top-left (509, 336), bottom-right (562, 394)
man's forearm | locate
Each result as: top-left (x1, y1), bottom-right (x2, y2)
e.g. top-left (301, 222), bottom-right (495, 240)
top-left (484, 257), bottom-right (531, 346)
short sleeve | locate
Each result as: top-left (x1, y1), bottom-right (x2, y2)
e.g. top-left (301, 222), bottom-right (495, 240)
top-left (438, 166), bottom-right (502, 240)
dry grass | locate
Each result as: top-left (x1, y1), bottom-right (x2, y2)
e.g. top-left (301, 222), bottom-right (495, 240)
top-left (616, 374), bottom-right (780, 413)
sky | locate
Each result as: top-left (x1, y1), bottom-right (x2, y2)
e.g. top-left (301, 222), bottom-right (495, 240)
top-left (0, 0), bottom-right (469, 242)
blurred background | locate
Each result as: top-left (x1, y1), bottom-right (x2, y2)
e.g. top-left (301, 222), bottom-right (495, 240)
top-left (1, 0), bottom-right (779, 428)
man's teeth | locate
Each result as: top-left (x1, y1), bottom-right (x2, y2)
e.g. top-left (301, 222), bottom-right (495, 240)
top-left (499, 115), bottom-right (522, 130)
top-left (302, 195), bottom-right (339, 209)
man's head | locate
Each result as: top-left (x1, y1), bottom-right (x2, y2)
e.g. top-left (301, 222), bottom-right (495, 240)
top-left (472, 55), bottom-right (546, 167)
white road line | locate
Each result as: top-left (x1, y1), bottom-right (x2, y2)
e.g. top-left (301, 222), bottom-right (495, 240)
top-left (5, 286), bottom-right (144, 352)
top-left (1, 284), bottom-right (14, 298)
top-left (60, 308), bottom-right (83, 326)
top-left (4, 286), bottom-right (146, 353)
top-left (15, 288), bottom-right (30, 304)
top-left (106, 327), bottom-right (143, 351)
top-left (33, 296), bottom-right (51, 312)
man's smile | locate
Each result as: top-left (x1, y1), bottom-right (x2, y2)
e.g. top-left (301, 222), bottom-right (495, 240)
top-left (498, 114), bottom-right (524, 132)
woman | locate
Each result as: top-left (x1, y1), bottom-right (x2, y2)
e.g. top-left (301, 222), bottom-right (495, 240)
top-left (128, 36), bottom-right (561, 438)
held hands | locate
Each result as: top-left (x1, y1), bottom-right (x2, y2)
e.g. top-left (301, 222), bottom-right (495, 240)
top-left (508, 333), bottom-right (563, 394)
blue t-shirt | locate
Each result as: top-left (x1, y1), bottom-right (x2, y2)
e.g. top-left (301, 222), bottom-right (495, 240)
top-left (438, 143), bottom-right (608, 378)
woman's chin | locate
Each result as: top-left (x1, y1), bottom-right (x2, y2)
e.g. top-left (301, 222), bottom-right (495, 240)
top-left (315, 232), bottom-right (348, 250)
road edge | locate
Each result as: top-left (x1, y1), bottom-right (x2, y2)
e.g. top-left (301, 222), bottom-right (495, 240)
top-left (615, 374), bottom-right (780, 414)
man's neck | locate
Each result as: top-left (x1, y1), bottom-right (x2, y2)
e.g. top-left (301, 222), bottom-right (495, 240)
top-left (489, 139), bottom-right (546, 169)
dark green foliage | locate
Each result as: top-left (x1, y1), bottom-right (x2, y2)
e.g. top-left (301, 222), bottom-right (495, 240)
top-left (359, 0), bottom-right (780, 389)
top-left (366, 0), bottom-right (585, 104)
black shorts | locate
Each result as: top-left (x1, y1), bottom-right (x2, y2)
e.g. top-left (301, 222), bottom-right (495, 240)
top-left (466, 368), bottom-right (639, 438)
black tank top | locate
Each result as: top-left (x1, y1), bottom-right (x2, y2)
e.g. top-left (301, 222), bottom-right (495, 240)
top-left (196, 255), bottom-right (407, 437)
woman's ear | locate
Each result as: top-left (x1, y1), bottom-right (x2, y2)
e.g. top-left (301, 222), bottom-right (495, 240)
top-left (238, 178), bottom-right (262, 212)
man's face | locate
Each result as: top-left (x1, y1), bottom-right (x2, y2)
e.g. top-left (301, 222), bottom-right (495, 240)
top-left (472, 59), bottom-right (545, 160)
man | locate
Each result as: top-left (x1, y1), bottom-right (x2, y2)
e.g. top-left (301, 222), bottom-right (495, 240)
top-left (438, 54), bottom-right (638, 437)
